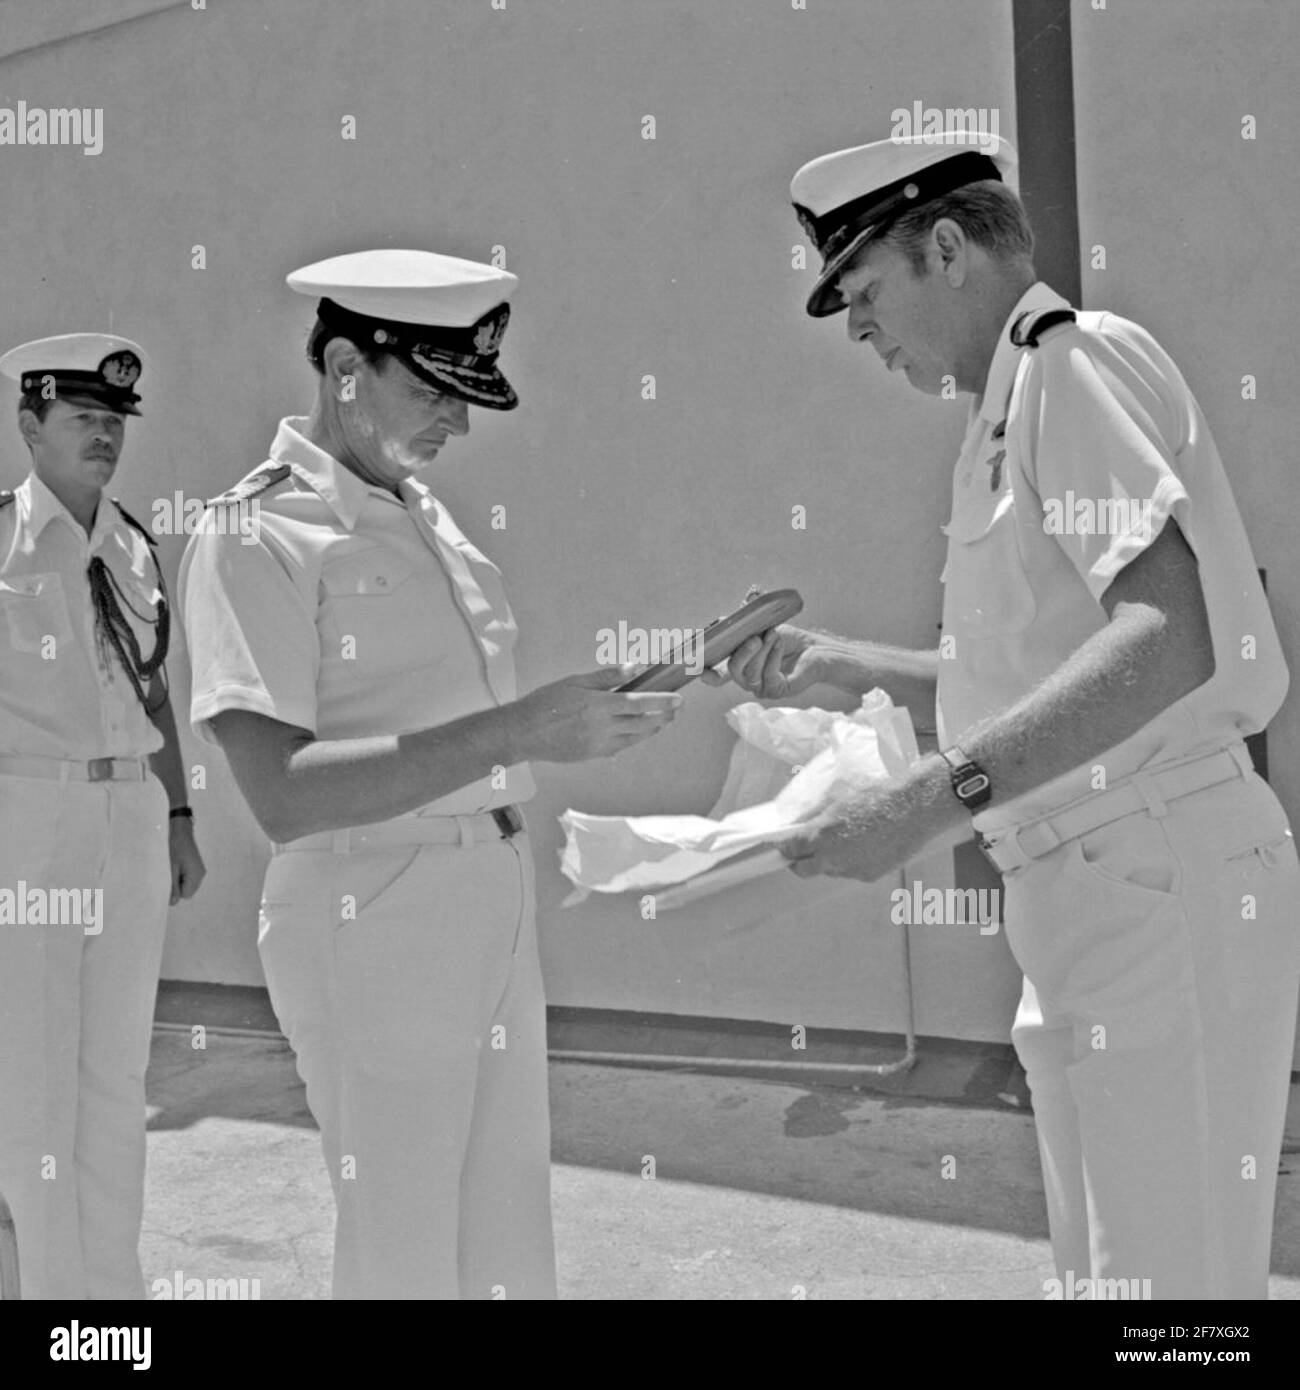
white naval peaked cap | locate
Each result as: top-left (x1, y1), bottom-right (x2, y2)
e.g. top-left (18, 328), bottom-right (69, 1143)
top-left (286, 249), bottom-right (521, 409)
top-left (790, 130), bottom-right (1018, 317)
top-left (286, 249), bottom-right (517, 328)
top-left (0, 332), bottom-right (147, 415)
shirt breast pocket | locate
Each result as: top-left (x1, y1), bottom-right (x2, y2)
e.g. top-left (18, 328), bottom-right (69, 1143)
top-left (0, 572), bottom-right (74, 655)
top-left (122, 555), bottom-right (163, 612)
top-left (940, 491), bottom-right (1037, 639)
top-left (117, 558), bottom-right (165, 646)
top-left (319, 551), bottom-right (431, 680)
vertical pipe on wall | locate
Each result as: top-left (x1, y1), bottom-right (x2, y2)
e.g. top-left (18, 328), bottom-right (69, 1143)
top-left (1011, 0), bottom-right (1082, 305)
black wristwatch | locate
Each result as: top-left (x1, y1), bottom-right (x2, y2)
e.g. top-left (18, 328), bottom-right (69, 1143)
top-left (939, 746), bottom-right (993, 812)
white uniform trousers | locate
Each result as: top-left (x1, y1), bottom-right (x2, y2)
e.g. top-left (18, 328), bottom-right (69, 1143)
top-left (1003, 767), bottom-right (1300, 1298)
top-left (258, 827), bottom-right (556, 1300)
top-left (0, 771), bottom-right (170, 1300)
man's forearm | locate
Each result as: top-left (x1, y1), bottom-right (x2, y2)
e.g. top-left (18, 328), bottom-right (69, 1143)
top-left (900, 603), bottom-right (1213, 843)
top-left (232, 701), bottom-right (529, 842)
top-left (815, 635), bottom-right (939, 722)
top-left (147, 689), bottom-right (190, 810)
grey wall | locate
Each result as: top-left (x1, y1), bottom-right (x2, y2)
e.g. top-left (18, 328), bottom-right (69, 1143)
top-left (3, 0), bottom-right (1289, 1050)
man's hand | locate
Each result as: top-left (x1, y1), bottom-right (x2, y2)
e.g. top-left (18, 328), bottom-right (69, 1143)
top-left (701, 625), bottom-right (826, 698)
top-left (779, 761), bottom-right (961, 882)
top-left (168, 817), bottom-right (206, 905)
top-left (511, 668), bottom-right (682, 763)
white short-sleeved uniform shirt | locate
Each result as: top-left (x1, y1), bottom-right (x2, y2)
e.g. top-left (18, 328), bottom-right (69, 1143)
top-left (0, 470), bottom-right (164, 759)
top-left (937, 283), bottom-right (1287, 833)
top-left (178, 417), bottom-right (535, 819)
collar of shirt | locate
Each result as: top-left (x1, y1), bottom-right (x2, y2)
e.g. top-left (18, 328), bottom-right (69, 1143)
top-left (266, 417), bottom-right (487, 566)
top-left (397, 472), bottom-right (439, 514)
top-left (20, 469), bottom-right (132, 554)
top-left (975, 280), bottom-right (1074, 426)
top-left (269, 416), bottom-right (401, 531)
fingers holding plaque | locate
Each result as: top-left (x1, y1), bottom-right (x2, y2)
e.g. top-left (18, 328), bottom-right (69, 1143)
top-left (615, 588), bottom-right (804, 693)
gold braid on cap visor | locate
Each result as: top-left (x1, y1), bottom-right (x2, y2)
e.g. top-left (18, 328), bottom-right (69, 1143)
top-left (405, 348), bottom-right (517, 406)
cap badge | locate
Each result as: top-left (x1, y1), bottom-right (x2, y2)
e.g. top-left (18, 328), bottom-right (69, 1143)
top-left (99, 350), bottom-right (141, 389)
top-left (473, 308), bottom-right (508, 356)
top-left (793, 202), bottom-right (820, 250)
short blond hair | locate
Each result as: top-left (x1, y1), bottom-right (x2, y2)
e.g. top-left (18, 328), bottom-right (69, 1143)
top-left (879, 180), bottom-right (1035, 274)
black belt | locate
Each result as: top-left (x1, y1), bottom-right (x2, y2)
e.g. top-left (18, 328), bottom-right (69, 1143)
top-left (491, 805), bottom-right (525, 839)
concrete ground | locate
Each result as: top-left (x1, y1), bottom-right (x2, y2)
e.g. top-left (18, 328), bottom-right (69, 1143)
top-left (140, 1029), bottom-right (1300, 1300)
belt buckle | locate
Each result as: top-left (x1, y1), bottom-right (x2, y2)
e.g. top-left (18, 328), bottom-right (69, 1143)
top-left (87, 757), bottom-right (115, 782)
top-left (976, 825), bottom-right (1034, 874)
top-left (491, 805), bottom-right (524, 839)
top-left (976, 830), bottom-right (1002, 871)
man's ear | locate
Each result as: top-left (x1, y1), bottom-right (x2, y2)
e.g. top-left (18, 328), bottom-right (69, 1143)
top-left (931, 218), bottom-right (970, 286)
top-left (17, 408), bottom-right (42, 450)
top-left (320, 337), bottom-right (373, 401)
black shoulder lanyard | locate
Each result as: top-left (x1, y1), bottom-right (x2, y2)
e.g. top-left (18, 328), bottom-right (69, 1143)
top-left (87, 503), bottom-right (170, 716)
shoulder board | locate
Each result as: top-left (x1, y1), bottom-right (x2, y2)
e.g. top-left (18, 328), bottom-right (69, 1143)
top-left (0, 490), bottom-right (13, 509)
top-left (111, 498), bottom-right (158, 546)
top-left (205, 463), bottom-right (292, 508)
top-left (1010, 307), bottom-right (1077, 349)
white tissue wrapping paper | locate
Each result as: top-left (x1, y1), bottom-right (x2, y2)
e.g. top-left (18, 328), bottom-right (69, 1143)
top-left (558, 689), bottom-right (919, 897)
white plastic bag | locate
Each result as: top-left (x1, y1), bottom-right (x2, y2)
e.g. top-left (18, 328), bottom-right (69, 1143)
top-left (559, 688), bottom-right (918, 898)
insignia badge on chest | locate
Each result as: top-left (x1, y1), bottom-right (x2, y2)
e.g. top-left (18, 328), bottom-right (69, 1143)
top-left (987, 419), bottom-right (1008, 492)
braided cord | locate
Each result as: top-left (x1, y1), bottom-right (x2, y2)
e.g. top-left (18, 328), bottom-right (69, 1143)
top-left (87, 555), bottom-right (170, 715)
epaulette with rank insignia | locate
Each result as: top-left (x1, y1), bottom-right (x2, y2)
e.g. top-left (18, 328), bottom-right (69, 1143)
top-left (205, 462), bottom-right (292, 508)
top-left (1010, 307), bottom-right (1077, 349)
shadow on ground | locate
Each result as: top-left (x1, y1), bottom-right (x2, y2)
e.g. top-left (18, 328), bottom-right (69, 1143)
top-left (144, 1029), bottom-right (1300, 1287)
